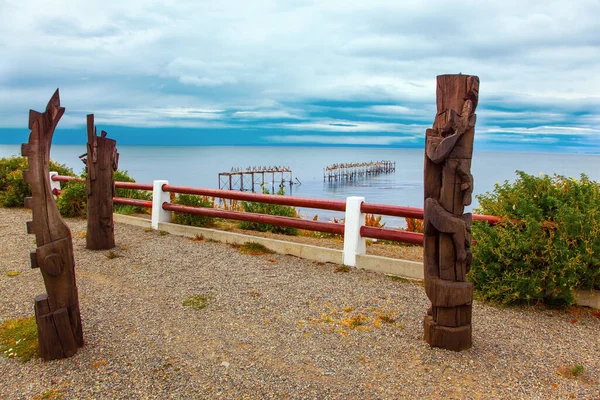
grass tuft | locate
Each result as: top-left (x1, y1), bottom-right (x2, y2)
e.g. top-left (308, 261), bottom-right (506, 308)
top-left (237, 242), bottom-right (275, 256)
top-left (189, 234), bottom-right (204, 242)
top-left (182, 295), bottom-right (211, 310)
top-left (387, 275), bottom-right (410, 283)
top-left (0, 316), bottom-right (39, 362)
top-left (334, 264), bottom-right (351, 273)
top-left (105, 250), bottom-right (123, 259)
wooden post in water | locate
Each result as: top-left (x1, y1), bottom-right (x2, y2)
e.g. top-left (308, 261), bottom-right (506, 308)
top-left (85, 114), bottom-right (119, 250)
top-left (423, 74), bottom-right (479, 351)
top-left (22, 89), bottom-right (84, 360)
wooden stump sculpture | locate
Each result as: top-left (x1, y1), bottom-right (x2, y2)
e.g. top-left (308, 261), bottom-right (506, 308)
top-left (85, 114), bottom-right (118, 250)
top-left (22, 90), bottom-right (84, 360)
top-left (423, 74), bottom-right (479, 351)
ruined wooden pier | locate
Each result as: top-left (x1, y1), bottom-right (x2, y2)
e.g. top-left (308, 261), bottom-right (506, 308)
top-left (323, 160), bottom-right (395, 182)
top-left (218, 166), bottom-right (295, 193)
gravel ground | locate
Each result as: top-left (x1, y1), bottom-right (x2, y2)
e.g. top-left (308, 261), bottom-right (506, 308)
top-left (1, 207), bottom-right (599, 399)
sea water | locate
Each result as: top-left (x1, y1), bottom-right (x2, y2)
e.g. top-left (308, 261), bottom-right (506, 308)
top-left (2, 145), bottom-right (599, 227)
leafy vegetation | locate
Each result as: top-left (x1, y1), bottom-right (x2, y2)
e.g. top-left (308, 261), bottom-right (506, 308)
top-left (56, 180), bottom-right (87, 217)
top-left (469, 171), bottom-right (600, 306)
top-left (172, 193), bottom-right (215, 227)
top-left (240, 186), bottom-right (299, 235)
top-left (0, 156), bottom-right (75, 207)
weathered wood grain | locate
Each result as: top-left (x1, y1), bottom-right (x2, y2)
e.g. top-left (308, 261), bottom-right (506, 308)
top-left (423, 74), bottom-right (479, 351)
top-left (85, 114), bottom-right (118, 250)
top-left (22, 89), bottom-right (84, 360)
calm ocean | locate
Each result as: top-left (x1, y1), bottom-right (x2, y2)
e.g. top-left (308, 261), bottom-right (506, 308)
top-left (2, 145), bottom-right (599, 227)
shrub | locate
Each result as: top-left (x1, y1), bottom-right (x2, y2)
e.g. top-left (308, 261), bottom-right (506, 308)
top-left (113, 170), bottom-right (152, 214)
top-left (469, 171), bottom-right (600, 306)
top-left (240, 187), bottom-right (299, 235)
top-left (172, 193), bottom-right (215, 227)
top-left (0, 156), bottom-right (75, 207)
top-left (56, 180), bottom-right (87, 217)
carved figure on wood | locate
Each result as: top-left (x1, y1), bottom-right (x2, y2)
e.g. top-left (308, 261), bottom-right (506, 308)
top-left (85, 114), bottom-right (119, 250)
top-left (22, 90), bottom-right (84, 360)
top-left (423, 74), bottom-right (479, 351)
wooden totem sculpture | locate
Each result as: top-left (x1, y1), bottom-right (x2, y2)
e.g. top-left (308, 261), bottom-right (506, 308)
top-left (22, 90), bottom-right (84, 360)
top-left (423, 74), bottom-right (479, 351)
top-left (85, 114), bottom-right (118, 250)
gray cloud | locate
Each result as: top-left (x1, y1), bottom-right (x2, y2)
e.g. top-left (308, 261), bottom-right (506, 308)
top-left (0, 0), bottom-right (598, 142)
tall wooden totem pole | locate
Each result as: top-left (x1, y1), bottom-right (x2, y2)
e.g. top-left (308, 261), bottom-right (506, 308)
top-left (423, 74), bottom-right (479, 351)
top-left (85, 114), bottom-right (118, 250)
top-left (22, 90), bottom-right (84, 360)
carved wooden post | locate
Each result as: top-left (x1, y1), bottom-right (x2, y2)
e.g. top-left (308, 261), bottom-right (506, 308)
top-left (22, 89), bottom-right (84, 360)
top-left (85, 114), bottom-right (118, 250)
top-left (423, 74), bottom-right (479, 351)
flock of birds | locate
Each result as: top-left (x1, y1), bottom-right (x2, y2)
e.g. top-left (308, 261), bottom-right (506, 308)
top-left (228, 166), bottom-right (291, 172)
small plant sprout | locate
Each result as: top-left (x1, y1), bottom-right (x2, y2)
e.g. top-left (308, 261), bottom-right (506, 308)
top-left (570, 364), bottom-right (585, 377)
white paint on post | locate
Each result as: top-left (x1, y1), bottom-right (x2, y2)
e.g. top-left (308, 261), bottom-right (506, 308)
top-left (343, 196), bottom-right (366, 267)
top-left (152, 180), bottom-right (171, 230)
top-left (49, 172), bottom-right (61, 197)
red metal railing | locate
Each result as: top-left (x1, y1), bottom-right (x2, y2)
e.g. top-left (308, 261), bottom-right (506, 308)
top-left (51, 174), bottom-right (504, 245)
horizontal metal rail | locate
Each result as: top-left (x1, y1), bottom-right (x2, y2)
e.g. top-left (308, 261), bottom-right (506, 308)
top-left (361, 202), bottom-right (501, 225)
top-left (52, 188), bottom-right (152, 209)
top-left (162, 203), bottom-right (345, 235)
top-left (113, 197), bottom-right (152, 208)
top-left (360, 226), bottom-right (424, 246)
top-left (162, 184), bottom-right (347, 212)
top-left (51, 175), bottom-right (153, 191)
top-left (115, 182), bottom-right (154, 191)
top-left (52, 175), bottom-right (79, 182)
top-left (361, 203), bottom-right (424, 219)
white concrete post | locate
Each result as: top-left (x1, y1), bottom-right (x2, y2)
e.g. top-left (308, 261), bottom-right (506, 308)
top-left (343, 196), bottom-right (366, 267)
top-left (152, 180), bottom-right (171, 230)
top-left (49, 172), bottom-right (61, 197)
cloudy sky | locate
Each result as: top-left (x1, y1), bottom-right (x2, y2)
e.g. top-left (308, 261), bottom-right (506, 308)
top-left (1, 0), bottom-right (599, 151)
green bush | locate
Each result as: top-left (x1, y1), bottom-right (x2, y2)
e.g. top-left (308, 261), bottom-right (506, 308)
top-left (469, 171), bottom-right (600, 306)
top-left (113, 170), bottom-right (151, 214)
top-left (240, 187), bottom-right (299, 235)
top-left (56, 180), bottom-right (87, 217)
top-left (172, 194), bottom-right (215, 227)
top-left (0, 156), bottom-right (75, 207)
